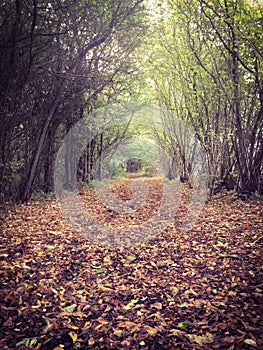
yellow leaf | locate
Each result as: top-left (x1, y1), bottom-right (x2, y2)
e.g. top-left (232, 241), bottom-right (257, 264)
top-left (122, 299), bottom-right (138, 311)
top-left (31, 301), bottom-right (42, 309)
top-left (67, 324), bottom-right (79, 330)
top-left (228, 290), bottom-right (237, 297)
top-left (244, 338), bottom-right (257, 346)
top-left (122, 304), bottom-right (131, 312)
top-left (97, 284), bottom-right (112, 291)
top-left (170, 286), bottom-right (179, 296)
top-left (169, 329), bottom-right (181, 336)
top-left (144, 325), bottom-right (158, 336)
top-left (113, 329), bottom-right (123, 337)
top-left (68, 331), bottom-right (77, 343)
top-left (204, 332), bottom-right (214, 343)
top-left (103, 256), bottom-right (112, 264)
top-left (46, 245), bottom-right (56, 249)
top-left (189, 332), bottom-right (214, 345)
top-left (104, 305), bottom-right (111, 312)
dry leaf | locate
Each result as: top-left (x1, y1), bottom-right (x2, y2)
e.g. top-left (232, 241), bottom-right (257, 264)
top-left (68, 331), bottom-right (77, 343)
top-left (244, 338), bottom-right (257, 346)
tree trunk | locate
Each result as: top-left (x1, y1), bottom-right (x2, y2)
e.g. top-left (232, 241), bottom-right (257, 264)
top-left (20, 111), bottom-right (54, 202)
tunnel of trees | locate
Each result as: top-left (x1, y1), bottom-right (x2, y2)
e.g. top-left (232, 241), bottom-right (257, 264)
top-left (0, 0), bottom-right (262, 203)
top-left (126, 159), bottom-right (143, 173)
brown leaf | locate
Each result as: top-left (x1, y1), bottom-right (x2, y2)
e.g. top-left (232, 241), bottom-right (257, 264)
top-left (117, 321), bottom-right (139, 329)
top-left (3, 317), bottom-right (13, 327)
top-left (97, 317), bottom-right (109, 325)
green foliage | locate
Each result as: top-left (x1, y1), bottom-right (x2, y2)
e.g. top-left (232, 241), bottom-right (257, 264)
top-left (141, 160), bottom-right (158, 177)
top-left (88, 179), bottom-right (113, 188)
top-left (141, 0), bottom-right (263, 195)
top-left (0, 160), bottom-right (24, 200)
top-left (15, 338), bottom-right (38, 347)
top-left (112, 167), bottom-right (126, 179)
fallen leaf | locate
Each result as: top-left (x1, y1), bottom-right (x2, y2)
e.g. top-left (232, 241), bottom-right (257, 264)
top-left (151, 302), bottom-right (162, 309)
top-left (170, 286), bottom-right (179, 295)
top-left (15, 337), bottom-right (38, 347)
top-left (103, 256), bottom-right (112, 264)
top-left (96, 268), bottom-right (106, 274)
top-left (63, 304), bottom-right (77, 313)
top-left (126, 255), bottom-right (137, 262)
top-left (97, 317), bottom-right (109, 325)
top-left (178, 320), bottom-right (191, 328)
top-left (117, 321), bottom-right (138, 329)
top-left (68, 331), bottom-right (77, 343)
top-left (67, 324), bottom-right (79, 330)
top-left (144, 325), bottom-right (158, 336)
top-left (113, 329), bottom-right (123, 337)
top-left (244, 338), bottom-right (257, 346)
top-left (178, 302), bottom-right (189, 308)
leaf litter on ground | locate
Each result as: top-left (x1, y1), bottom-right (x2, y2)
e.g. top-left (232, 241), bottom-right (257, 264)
top-left (0, 177), bottom-right (262, 349)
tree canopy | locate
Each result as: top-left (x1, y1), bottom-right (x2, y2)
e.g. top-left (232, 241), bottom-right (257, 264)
top-left (0, 0), bottom-right (262, 202)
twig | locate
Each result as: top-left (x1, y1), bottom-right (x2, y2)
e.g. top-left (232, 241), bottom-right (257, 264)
top-left (252, 236), bottom-right (263, 245)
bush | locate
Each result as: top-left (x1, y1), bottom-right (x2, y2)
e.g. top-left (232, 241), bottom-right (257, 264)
top-left (112, 167), bottom-right (126, 179)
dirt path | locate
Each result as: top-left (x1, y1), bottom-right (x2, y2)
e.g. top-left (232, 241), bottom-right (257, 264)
top-left (0, 178), bottom-right (262, 349)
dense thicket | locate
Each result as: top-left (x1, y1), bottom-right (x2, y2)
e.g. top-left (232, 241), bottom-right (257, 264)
top-left (0, 0), bottom-right (147, 202)
top-left (146, 0), bottom-right (263, 196)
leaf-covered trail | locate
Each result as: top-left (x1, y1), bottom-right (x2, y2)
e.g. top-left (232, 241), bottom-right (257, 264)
top-left (0, 178), bottom-right (262, 349)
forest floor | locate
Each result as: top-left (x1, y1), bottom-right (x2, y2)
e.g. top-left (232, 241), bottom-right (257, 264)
top-left (0, 176), bottom-right (263, 350)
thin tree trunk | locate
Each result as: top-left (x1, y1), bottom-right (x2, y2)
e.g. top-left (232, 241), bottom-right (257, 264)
top-left (20, 110), bottom-right (54, 202)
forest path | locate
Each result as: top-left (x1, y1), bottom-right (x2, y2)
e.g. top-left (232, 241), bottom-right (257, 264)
top-left (0, 178), bottom-right (263, 349)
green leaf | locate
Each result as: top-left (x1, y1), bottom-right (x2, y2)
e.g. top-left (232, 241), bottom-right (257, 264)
top-left (126, 255), bottom-right (137, 262)
top-left (16, 337), bottom-right (38, 347)
top-left (218, 253), bottom-right (228, 257)
top-left (178, 320), bottom-right (191, 328)
top-left (63, 304), bottom-right (77, 312)
top-left (96, 268), bottom-right (106, 274)
top-left (178, 302), bottom-right (189, 308)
